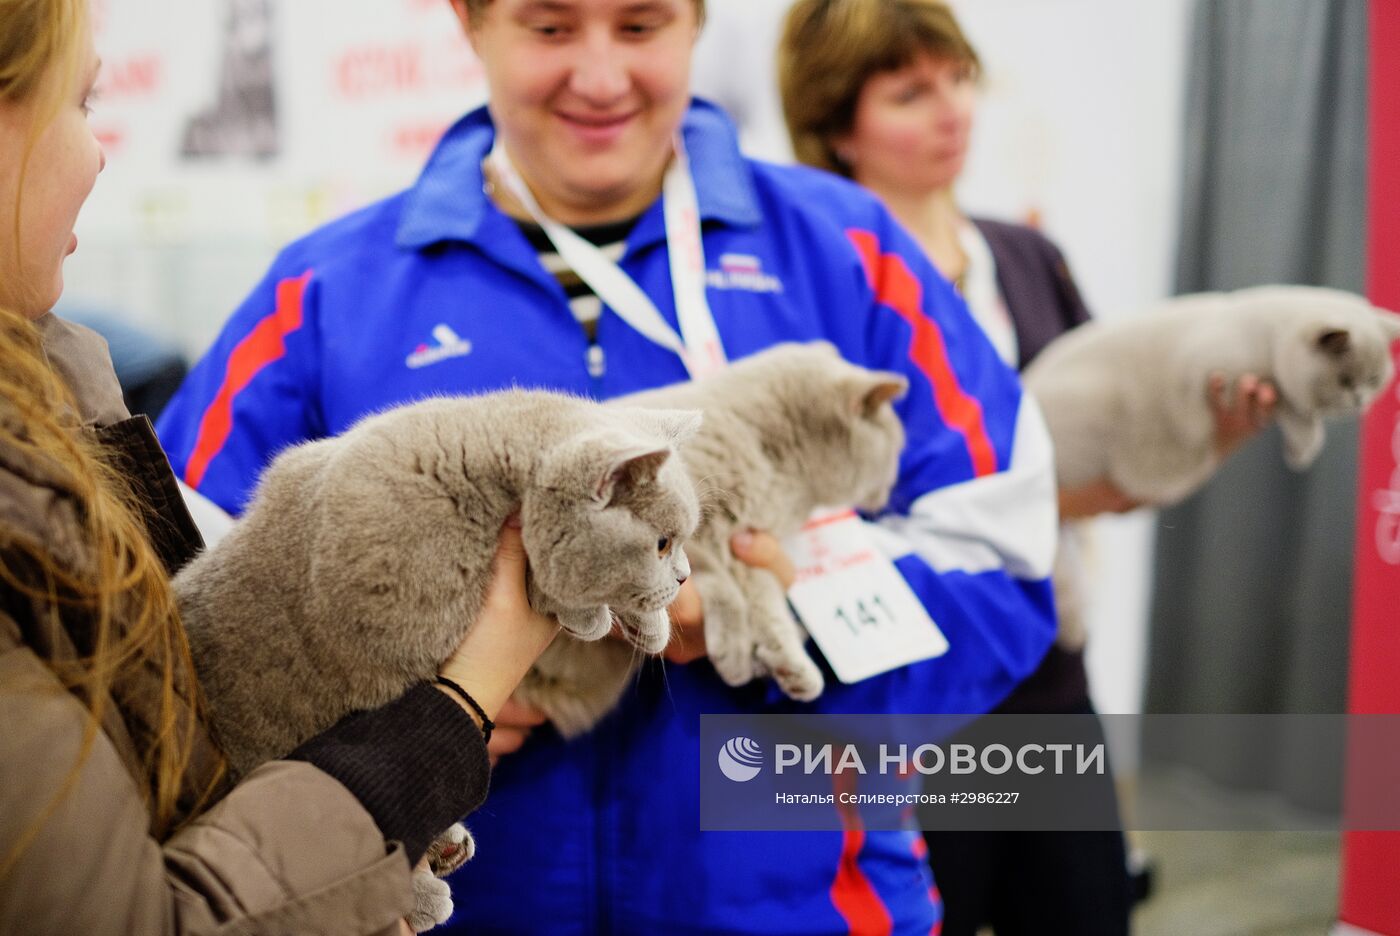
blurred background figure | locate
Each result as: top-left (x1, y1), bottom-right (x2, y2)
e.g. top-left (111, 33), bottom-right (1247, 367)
top-left (778, 3), bottom-right (1136, 932)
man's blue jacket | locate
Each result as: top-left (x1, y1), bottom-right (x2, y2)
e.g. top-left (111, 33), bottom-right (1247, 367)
top-left (158, 101), bottom-right (1058, 936)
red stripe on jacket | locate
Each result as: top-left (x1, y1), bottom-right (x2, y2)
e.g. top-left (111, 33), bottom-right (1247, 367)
top-left (184, 271), bottom-right (312, 488)
top-left (847, 229), bottom-right (999, 477)
top-left (830, 771), bottom-right (894, 936)
top-left (910, 836), bottom-right (943, 935)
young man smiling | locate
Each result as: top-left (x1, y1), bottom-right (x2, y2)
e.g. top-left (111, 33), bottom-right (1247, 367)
top-left (158, 1), bottom-right (1060, 932)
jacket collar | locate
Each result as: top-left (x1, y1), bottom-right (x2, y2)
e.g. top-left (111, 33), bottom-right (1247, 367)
top-left (395, 97), bottom-right (761, 253)
top-left (36, 313), bottom-right (131, 429)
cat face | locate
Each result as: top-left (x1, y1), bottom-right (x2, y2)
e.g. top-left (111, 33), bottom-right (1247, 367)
top-left (767, 342), bottom-right (909, 511)
top-left (1278, 302), bottom-right (1400, 415)
top-left (525, 408), bottom-right (702, 632)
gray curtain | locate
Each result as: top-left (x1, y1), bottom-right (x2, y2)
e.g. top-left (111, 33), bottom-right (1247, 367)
top-left (1143, 0), bottom-right (1367, 814)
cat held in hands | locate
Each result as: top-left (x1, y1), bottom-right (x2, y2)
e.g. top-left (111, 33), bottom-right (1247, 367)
top-left (173, 390), bottom-right (703, 930)
top-left (516, 342), bottom-right (910, 736)
top-left (1024, 285), bottom-right (1400, 506)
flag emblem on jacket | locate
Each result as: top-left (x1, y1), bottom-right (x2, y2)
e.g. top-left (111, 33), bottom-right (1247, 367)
top-left (707, 253), bottom-right (784, 294)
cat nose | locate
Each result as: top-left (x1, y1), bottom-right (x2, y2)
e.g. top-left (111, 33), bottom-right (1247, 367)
top-left (676, 573), bottom-right (689, 586)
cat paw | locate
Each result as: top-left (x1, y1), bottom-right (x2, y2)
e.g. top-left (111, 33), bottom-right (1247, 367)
top-left (1283, 434), bottom-right (1325, 470)
top-left (708, 636), bottom-right (761, 688)
top-left (425, 822), bottom-right (475, 877)
top-left (1278, 415), bottom-right (1325, 471)
top-left (556, 606), bottom-right (612, 641)
top-left (408, 868), bottom-right (454, 932)
top-left (767, 652), bottom-right (826, 702)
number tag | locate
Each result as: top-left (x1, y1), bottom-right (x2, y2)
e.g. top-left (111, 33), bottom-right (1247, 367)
top-left (782, 510), bottom-right (950, 684)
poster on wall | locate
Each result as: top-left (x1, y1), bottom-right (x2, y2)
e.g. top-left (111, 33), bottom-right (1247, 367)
top-left (83, 0), bottom-right (487, 241)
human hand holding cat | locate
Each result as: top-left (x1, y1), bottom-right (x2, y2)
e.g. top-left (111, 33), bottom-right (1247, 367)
top-left (406, 522), bottom-right (562, 932)
top-left (662, 529), bottom-right (797, 665)
top-left (512, 345), bottom-right (908, 725)
top-left (487, 538), bottom-right (695, 763)
top-left (436, 516), bottom-right (562, 729)
top-left (1209, 372), bottom-right (1278, 458)
top-left (1024, 286), bottom-right (1395, 505)
top-left (1057, 372), bottom-right (1278, 518)
top-left (1057, 479), bottom-right (1141, 519)
top-left (485, 698), bottom-right (548, 767)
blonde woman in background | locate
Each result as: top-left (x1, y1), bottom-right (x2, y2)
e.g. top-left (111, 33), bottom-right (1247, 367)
top-left (0, 2), bottom-right (559, 932)
top-left (779, 2), bottom-right (1275, 933)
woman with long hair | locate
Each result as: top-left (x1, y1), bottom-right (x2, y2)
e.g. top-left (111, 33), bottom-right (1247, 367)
top-left (0, 2), bottom-right (559, 932)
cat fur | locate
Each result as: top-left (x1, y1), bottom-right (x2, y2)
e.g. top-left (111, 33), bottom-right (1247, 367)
top-left (516, 342), bottom-right (909, 735)
top-left (1023, 285), bottom-right (1400, 506)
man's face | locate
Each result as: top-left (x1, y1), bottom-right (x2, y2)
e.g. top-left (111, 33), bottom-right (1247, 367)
top-left (458, 0), bottom-right (700, 226)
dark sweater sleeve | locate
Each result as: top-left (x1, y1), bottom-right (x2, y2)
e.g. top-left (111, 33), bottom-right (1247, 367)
top-left (1042, 236), bottom-right (1093, 331)
top-left (287, 683), bottom-right (490, 865)
top-left (972, 217), bottom-right (1094, 368)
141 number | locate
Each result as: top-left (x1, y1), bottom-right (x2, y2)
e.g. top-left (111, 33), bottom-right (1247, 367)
top-left (833, 595), bottom-right (897, 636)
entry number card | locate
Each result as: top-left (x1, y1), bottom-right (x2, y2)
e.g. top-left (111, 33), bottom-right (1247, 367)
top-left (783, 510), bottom-right (949, 684)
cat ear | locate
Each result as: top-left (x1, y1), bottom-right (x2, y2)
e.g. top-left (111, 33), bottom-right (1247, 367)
top-left (594, 444), bottom-right (673, 506)
top-left (1316, 328), bottom-right (1352, 357)
top-left (851, 373), bottom-right (909, 418)
top-left (1375, 310), bottom-right (1400, 342)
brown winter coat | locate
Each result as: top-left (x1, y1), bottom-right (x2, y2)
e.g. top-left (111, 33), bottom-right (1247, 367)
top-left (0, 316), bottom-right (413, 935)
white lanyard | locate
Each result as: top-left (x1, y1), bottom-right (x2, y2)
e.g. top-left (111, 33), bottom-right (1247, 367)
top-left (488, 136), bottom-right (726, 379)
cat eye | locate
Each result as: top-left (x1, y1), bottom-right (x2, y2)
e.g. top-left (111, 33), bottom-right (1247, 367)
top-left (657, 536), bottom-right (672, 556)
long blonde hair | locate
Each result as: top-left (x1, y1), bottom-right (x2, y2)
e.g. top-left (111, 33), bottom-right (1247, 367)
top-left (0, 0), bottom-right (223, 874)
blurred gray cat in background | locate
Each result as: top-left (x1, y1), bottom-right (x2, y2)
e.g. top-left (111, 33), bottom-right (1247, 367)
top-left (516, 342), bottom-right (909, 736)
top-left (173, 390), bottom-right (702, 929)
top-left (1024, 285), bottom-right (1400, 506)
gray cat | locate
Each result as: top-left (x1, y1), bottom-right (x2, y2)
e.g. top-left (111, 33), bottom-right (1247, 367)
top-left (173, 390), bottom-right (701, 929)
top-left (516, 342), bottom-right (909, 735)
top-left (175, 390), bottom-right (701, 771)
top-left (1024, 285), bottom-right (1400, 506)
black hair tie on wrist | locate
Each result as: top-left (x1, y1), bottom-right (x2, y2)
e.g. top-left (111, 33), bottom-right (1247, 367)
top-left (435, 676), bottom-right (495, 744)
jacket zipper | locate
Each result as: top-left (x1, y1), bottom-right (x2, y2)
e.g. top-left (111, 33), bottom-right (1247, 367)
top-left (586, 341), bottom-right (606, 397)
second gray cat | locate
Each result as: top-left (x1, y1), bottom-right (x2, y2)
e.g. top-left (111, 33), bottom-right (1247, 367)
top-left (1024, 285), bottom-right (1400, 506)
top-left (516, 342), bottom-right (909, 735)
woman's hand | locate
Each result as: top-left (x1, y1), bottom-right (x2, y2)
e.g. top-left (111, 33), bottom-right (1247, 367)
top-left (485, 698), bottom-right (548, 768)
top-left (436, 516), bottom-right (560, 729)
top-left (484, 528), bottom-right (799, 769)
top-left (1209, 372), bottom-right (1278, 458)
top-left (1057, 478), bottom-right (1142, 519)
top-left (662, 529), bottom-right (797, 665)
top-left (1056, 373), bottom-right (1280, 521)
